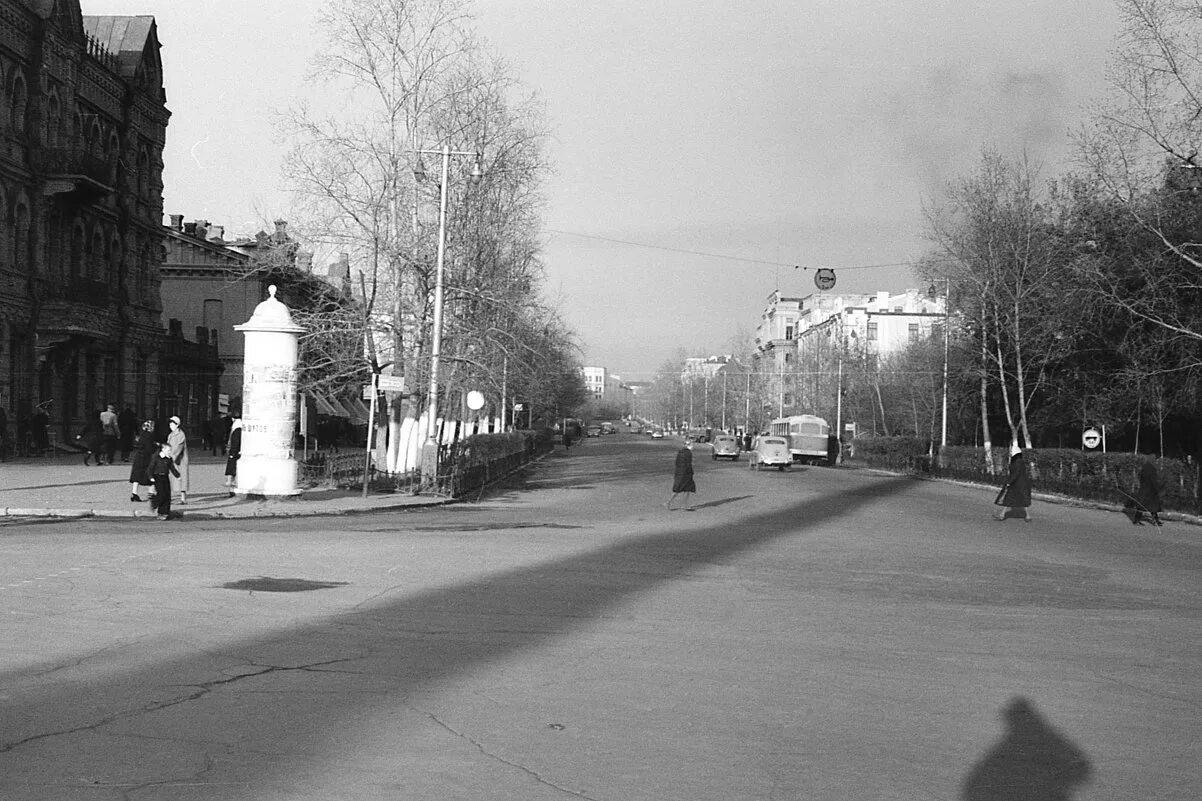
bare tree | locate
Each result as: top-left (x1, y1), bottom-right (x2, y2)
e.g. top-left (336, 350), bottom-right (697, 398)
top-left (278, 0), bottom-right (564, 462)
top-left (924, 151), bottom-right (1078, 453)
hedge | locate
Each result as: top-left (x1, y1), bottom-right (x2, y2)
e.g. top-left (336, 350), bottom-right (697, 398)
top-left (849, 437), bottom-right (1200, 513)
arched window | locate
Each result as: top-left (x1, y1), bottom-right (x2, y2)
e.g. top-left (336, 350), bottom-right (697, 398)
top-left (45, 210), bottom-right (62, 279)
top-left (137, 147), bottom-right (149, 197)
top-left (70, 223), bottom-right (84, 279)
top-left (109, 236), bottom-right (122, 288)
top-left (45, 93), bottom-right (60, 147)
top-left (0, 193), bottom-right (8, 269)
top-left (13, 201), bottom-right (30, 272)
top-left (88, 119), bottom-right (102, 158)
top-left (10, 73), bottom-right (27, 135)
top-left (89, 228), bottom-right (104, 280)
top-left (106, 132), bottom-right (120, 182)
top-left (135, 237), bottom-right (148, 302)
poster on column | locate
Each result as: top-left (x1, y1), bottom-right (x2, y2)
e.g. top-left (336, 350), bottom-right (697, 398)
top-left (242, 364), bottom-right (297, 460)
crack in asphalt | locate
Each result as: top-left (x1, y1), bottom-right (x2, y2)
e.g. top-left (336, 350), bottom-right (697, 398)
top-left (0, 657), bottom-right (360, 756)
top-left (419, 707), bottom-right (601, 800)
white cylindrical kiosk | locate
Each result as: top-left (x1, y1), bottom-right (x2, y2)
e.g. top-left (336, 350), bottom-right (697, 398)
top-left (234, 285), bottom-right (304, 497)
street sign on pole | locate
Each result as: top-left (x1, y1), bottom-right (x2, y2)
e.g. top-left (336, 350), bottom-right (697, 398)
top-left (1082, 428), bottom-right (1101, 449)
top-left (814, 268), bottom-right (836, 291)
top-left (376, 374), bottom-right (407, 393)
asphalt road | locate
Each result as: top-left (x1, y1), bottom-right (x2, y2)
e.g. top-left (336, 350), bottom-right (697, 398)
top-left (0, 432), bottom-right (1197, 800)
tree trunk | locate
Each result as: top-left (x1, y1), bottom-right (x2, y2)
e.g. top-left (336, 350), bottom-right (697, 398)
top-left (980, 339), bottom-right (994, 475)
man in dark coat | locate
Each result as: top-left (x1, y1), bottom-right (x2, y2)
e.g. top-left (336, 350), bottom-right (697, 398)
top-left (117, 405), bottom-right (138, 461)
top-left (1132, 459), bottom-right (1163, 526)
top-left (666, 442), bottom-right (697, 511)
top-left (994, 443), bottom-right (1032, 522)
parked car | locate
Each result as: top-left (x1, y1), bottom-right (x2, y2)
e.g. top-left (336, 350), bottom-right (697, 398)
top-left (650, 428), bottom-right (665, 439)
top-left (710, 434), bottom-right (740, 461)
top-left (600, 422), bottom-right (616, 435)
top-left (749, 436), bottom-right (791, 471)
top-left (586, 425), bottom-right (602, 437)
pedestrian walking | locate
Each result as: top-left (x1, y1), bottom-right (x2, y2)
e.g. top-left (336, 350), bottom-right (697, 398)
top-left (1132, 458), bottom-right (1164, 526)
top-left (99, 404), bottom-right (120, 465)
top-left (76, 410), bottom-right (105, 466)
top-left (224, 416), bottom-right (242, 496)
top-left (994, 443), bottom-right (1032, 523)
top-left (117, 405), bottom-right (138, 462)
top-left (167, 415), bottom-right (190, 504)
top-left (128, 419), bottom-right (157, 502)
top-left (666, 441), bottom-right (697, 511)
top-left (147, 442), bottom-right (181, 520)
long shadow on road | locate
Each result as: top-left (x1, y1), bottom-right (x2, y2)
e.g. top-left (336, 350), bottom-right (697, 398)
top-left (0, 470), bottom-right (919, 795)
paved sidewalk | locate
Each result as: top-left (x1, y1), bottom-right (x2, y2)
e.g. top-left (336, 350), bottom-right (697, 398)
top-left (0, 451), bottom-right (450, 520)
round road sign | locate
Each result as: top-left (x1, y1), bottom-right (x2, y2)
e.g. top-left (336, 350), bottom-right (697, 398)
top-left (1082, 428), bottom-right (1101, 449)
top-left (466, 390), bottom-right (485, 411)
top-left (814, 268), bottom-right (836, 291)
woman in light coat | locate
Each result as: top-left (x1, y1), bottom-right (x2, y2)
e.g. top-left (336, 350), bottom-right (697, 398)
top-left (167, 415), bottom-right (190, 504)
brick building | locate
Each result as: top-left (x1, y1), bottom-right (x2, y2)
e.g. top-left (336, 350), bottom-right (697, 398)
top-left (161, 216), bottom-right (355, 420)
top-left (0, 3), bottom-right (169, 447)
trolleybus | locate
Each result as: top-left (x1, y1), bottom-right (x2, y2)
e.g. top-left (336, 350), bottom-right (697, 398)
top-left (768, 414), bottom-right (832, 465)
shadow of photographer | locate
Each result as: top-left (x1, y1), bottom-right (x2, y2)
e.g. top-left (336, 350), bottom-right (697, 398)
top-left (963, 697), bottom-right (1091, 801)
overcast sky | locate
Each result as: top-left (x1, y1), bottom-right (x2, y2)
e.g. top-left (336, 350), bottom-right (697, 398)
top-left (93, 1), bottom-right (1122, 380)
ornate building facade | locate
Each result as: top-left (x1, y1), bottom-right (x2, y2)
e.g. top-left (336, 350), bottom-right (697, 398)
top-left (0, 2), bottom-right (169, 448)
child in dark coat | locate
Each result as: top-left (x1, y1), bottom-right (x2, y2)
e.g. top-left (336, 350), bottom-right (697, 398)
top-left (147, 442), bottom-right (181, 520)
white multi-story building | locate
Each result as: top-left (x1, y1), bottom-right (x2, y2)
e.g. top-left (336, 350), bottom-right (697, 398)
top-left (582, 366), bottom-right (606, 400)
top-left (752, 288), bottom-right (946, 414)
top-left (581, 366), bottom-right (633, 412)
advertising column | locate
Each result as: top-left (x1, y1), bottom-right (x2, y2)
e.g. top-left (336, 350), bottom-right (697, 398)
top-left (234, 286), bottom-right (304, 497)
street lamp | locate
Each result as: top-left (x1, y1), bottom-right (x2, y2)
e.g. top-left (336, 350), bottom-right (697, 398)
top-left (413, 144), bottom-right (484, 484)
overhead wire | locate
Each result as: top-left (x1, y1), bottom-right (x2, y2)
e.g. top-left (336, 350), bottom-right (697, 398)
top-left (544, 228), bottom-right (925, 272)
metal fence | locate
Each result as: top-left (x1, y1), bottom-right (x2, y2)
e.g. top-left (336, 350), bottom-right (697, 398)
top-left (297, 430), bottom-right (555, 498)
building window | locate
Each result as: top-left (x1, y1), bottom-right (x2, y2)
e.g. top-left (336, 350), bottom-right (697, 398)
top-left (785, 325), bottom-right (794, 340)
top-left (10, 74), bottom-right (26, 134)
top-left (70, 225), bottom-right (84, 279)
top-left (909, 322), bottom-right (920, 341)
top-left (45, 93), bottom-right (60, 147)
top-left (867, 322), bottom-right (878, 341)
top-left (13, 203), bottom-right (29, 272)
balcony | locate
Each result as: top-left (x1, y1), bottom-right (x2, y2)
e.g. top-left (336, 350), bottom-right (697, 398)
top-left (65, 277), bottom-right (112, 307)
top-left (35, 148), bottom-right (115, 200)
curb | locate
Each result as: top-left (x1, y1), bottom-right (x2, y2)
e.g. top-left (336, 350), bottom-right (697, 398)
top-left (0, 496), bottom-right (457, 521)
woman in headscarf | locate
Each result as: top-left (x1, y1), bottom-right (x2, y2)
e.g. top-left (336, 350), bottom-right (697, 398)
top-left (1132, 458), bottom-right (1163, 526)
top-left (167, 415), bottom-right (190, 504)
top-left (994, 443), bottom-right (1032, 522)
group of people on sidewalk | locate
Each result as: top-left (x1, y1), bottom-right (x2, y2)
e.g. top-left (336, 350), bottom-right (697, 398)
top-left (75, 409), bottom-right (242, 521)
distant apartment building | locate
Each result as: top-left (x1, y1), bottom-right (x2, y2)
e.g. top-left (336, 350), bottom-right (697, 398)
top-left (752, 288), bottom-right (946, 414)
top-left (581, 365), bottom-right (632, 412)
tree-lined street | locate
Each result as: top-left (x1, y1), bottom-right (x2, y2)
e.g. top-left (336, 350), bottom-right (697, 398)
top-left (1, 435), bottom-right (1197, 799)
